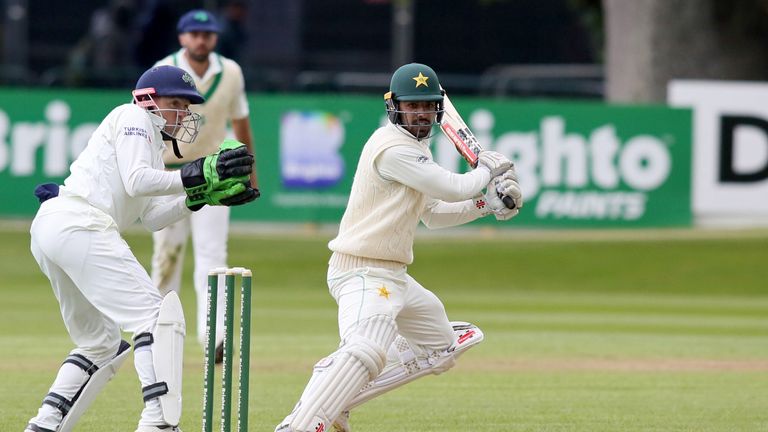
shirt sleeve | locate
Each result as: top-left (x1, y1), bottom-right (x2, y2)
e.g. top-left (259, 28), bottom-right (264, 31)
top-left (230, 63), bottom-right (249, 120)
top-left (140, 195), bottom-right (192, 231)
top-left (114, 109), bottom-right (185, 197)
top-left (420, 196), bottom-right (489, 229)
top-left (376, 144), bottom-right (491, 202)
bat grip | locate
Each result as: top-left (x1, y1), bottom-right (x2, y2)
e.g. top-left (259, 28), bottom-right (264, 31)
top-left (500, 193), bottom-right (516, 210)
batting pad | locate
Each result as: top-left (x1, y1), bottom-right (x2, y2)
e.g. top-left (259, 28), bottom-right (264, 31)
top-left (283, 315), bottom-right (397, 432)
top-left (345, 321), bottom-right (484, 410)
top-left (58, 340), bottom-right (132, 432)
top-left (152, 291), bottom-right (186, 425)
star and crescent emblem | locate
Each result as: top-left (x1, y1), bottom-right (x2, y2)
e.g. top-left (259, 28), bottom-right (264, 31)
top-left (413, 72), bottom-right (429, 88)
top-left (378, 286), bottom-right (391, 299)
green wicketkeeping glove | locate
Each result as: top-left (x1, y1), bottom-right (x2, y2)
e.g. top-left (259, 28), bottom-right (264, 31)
top-left (205, 182), bottom-right (260, 206)
top-left (181, 139), bottom-right (254, 210)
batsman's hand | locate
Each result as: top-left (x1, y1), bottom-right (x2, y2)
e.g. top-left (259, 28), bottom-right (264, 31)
top-left (181, 139), bottom-right (255, 210)
top-left (476, 150), bottom-right (512, 177)
top-left (484, 169), bottom-right (523, 221)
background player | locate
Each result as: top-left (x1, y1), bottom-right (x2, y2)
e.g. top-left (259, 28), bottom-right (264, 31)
top-left (151, 9), bottom-right (257, 361)
top-left (24, 65), bottom-right (256, 432)
top-left (275, 63), bottom-right (522, 432)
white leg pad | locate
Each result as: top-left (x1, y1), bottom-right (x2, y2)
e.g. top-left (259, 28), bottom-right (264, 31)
top-left (345, 321), bottom-right (484, 410)
top-left (152, 291), bottom-right (186, 425)
top-left (277, 315), bottom-right (397, 432)
top-left (57, 341), bottom-right (132, 432)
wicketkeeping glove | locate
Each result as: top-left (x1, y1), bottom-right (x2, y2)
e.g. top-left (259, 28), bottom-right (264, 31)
top-left (204, 182), bottom-right (261, 207)
top-left (181, 139), bottom-right (255, 210)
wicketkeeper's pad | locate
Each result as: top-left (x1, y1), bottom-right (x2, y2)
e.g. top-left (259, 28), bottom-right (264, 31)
top-left (57, 340), bottom-right (132, 432)
top-left (150, 291), bottom-right (186, 426)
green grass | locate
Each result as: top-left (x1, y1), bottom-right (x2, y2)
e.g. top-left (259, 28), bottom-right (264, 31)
top-left (1, 224), bottom-right (767, 431)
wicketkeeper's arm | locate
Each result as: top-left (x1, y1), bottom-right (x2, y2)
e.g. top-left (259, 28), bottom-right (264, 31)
top-left (115, 109), bottom-right (185, 197)
top-left (139, 195), bottom-right (192, 231)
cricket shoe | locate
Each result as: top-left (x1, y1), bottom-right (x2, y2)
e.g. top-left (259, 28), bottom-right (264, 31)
top-left (274, 415), bottom-right (328, 432)
top-left (331, 411), bottom-right (351, 432)
top-left (25, 423), bottom-right (54, 432)
top-left (135, 425), bottom-right (182, 432)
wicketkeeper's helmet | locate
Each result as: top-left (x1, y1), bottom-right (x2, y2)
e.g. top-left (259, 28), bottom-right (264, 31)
top-left (385, 63), bottom-right (445, 126)
top-left (132, 66), bottom-right (204, 152)
top-left (133, 65), bottom-right (205, 104)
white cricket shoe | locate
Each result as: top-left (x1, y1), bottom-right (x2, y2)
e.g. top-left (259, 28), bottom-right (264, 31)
top-left (274, 414), bottom-right (328, 432)
top-left (24, 424), bottom-right (53, 432)
top-left (331, 410), bottom-right (351, 432)
top-left (135, 425), bottom-right (182, 432)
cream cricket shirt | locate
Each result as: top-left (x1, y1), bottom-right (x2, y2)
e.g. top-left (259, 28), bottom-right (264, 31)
top-left (155, 49), bottom-right (249, 164)
top-left (329, 123), bottom-right (492, 266)
top-left (60, 104), bottom-right (189, 232)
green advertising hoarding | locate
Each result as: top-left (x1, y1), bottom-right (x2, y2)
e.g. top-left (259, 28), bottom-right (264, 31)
top-left (0, 88), bottom-right (691, 227)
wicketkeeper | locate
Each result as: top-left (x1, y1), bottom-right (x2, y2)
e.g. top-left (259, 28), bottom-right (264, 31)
top-left (275, 63), bottom-right (522, 432)
top-left (24, 65), bottom-right (257, 432)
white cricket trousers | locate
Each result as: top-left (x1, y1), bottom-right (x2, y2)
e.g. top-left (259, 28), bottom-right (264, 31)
top-left (328, 264), bottom-right (455, 356)
top-left (277, 263), bottom-right (456, 431)
top-left (151, 204), bottom-right (230, 346)
top-left (28, 196), bottom-right (166, 429)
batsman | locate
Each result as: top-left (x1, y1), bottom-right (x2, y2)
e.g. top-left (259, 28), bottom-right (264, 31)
top-left (24, 65), bottom-right (257, 432)
top-left (275, 63), bottom-right (523, 432)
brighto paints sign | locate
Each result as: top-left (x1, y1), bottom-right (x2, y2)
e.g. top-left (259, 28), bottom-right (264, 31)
top-left (0, 90), bottom-right (691, 227)
top-left (431, 104), bottom-right (691, 227)
top-left (0, 100), bottom-right (98, 177)
top-left (503, 116), bottom-right (670, 220)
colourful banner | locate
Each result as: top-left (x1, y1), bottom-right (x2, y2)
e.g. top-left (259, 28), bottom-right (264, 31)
top-left (0, 89), bottom-right (692, 227)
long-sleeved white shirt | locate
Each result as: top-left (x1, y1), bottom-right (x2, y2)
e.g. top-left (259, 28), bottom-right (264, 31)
top-left (376, 138), bottom-right (491, 228)
top-left (61, 103), bottom-right (190, 232)
top-left (329, 123), bottom-right (492, 265)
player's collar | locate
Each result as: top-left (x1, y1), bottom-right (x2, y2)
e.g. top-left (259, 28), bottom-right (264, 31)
top-left (146, 111), bottom-right (170, 151)
top-left (175, 49), bottom-right (223, 83)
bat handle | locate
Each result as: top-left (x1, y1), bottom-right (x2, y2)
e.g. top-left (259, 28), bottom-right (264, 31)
top-left (500, 193), bottom-right (516, 210)
top-left (474, 160), bottom-right (515, 209)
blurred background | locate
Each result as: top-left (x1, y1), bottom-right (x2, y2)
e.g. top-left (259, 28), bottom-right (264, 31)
top-left (1, 3), bottom-right (767, 430)
top-left (2, 0), bottom-right (768, 228)
top-left (0, 0), bottom-right (604, 97)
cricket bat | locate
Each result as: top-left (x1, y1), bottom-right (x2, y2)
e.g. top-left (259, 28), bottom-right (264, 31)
top-left (439, 89), bottom-right (516, 209)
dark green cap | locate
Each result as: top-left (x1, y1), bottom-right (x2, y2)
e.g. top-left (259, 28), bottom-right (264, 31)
top-left (387, 63), bottom-right (443, 102)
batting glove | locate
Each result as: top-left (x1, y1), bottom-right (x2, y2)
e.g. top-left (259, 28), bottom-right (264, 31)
top-left (493, 169), bottom-right (523, 209)
top-left (476, 150), bottom-right (512, 178)
top-left (484, 171), bottom-right (523, 221)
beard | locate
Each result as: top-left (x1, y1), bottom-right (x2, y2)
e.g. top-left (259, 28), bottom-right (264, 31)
top-left (411, 119), bottom-right (433, 138)
top-left (404, 123), bottom-right (432, 139)
top-left (187, 48), bottom-right (210, 63)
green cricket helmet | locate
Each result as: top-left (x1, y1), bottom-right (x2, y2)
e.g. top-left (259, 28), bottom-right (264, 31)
top-left (384, 63), bottom-right (445, 126)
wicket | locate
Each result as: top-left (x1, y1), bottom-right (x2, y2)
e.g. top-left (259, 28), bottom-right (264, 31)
top-left (202, 267), bottom-right (252, 432)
